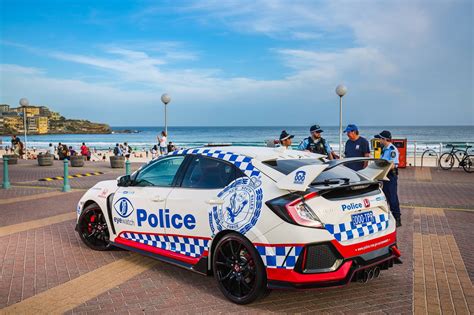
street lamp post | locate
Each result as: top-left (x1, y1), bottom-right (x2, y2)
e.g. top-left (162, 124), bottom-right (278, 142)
top-left (19, 98), bottom-right (29, 159)
top-left (161, 93), bottom-right (171, 135)
top-left (335, 85), bottom-right (347, 157)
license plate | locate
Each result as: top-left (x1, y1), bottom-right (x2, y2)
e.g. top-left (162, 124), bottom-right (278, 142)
top-left (351, 211), bottom-right (375, 226)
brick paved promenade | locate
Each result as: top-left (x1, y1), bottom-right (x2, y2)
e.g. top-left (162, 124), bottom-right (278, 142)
top-left (0, 160), bottom-right (473, 314)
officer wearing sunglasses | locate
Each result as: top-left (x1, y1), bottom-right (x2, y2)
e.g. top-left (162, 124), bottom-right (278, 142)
top-left (298, 125), bottom-right (335, 159)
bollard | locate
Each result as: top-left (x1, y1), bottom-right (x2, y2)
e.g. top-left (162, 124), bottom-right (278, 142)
top-left (62, 160), bottom-right (71, 192)
top-left (125, 159), bottom-right (131, 176)
top-left (2, 156), bottom-right (11, 189)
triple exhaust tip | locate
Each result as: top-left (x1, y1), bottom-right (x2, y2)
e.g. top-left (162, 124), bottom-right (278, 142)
top-left (358, 266), bottom-right (380, 283)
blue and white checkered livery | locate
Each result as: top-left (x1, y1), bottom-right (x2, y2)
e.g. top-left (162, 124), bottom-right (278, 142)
top-left (255, 245), bottom-right (303, 269)
top-left (325, 214), bottom-right (389, 242)
top-left (121, 232), bottom-right (209, 258)
top-left (169, 148), bottom-right (261, 178)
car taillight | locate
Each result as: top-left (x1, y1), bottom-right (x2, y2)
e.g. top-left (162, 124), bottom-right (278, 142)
top-left (266, 191), bottom-right (323, 228)
top-left (285, 192), bottom-right (323, 228)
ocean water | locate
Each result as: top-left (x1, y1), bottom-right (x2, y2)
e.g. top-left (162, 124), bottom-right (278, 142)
top-left (2, 126), bottom-right (473, 155)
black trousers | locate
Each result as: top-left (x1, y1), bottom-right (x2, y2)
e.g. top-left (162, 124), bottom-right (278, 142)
top-left (382, 172), bottom-right (401, 219)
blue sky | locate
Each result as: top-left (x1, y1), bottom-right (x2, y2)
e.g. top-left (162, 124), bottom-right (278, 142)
top-left (0, 0), bottom-right (472, 126)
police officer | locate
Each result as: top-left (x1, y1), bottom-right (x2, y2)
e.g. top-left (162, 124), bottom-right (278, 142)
top-left (375, 130), bottom-right (402, 227)
top-left (298, 125), bottom-right (335, 159)
top-left (279, 130), bottom-right (294, 149)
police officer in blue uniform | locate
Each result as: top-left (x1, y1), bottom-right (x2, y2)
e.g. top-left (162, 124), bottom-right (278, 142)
top-left (375, 130), bottom-right (402, 227)
top-left (298, 125), bottom-right (335, 159)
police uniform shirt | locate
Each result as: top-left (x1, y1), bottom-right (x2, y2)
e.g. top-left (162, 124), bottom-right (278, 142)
top-left (381, 143), bottom-right (399, 167)
top-left (344, 136), bottom-right (370, 171)
top-left (298, 137), bottom-right (332, 154)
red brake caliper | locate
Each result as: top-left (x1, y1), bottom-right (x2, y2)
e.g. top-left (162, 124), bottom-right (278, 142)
top-left (88, 214), bottom-right (96, 233)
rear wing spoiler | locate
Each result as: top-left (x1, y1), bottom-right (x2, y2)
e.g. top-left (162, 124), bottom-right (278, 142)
top-left (271, 158), bottom-right (392, 192)
top-left (275, 164), bottom-right (328, 191)
top-left (325, 158), bottom-right (393, 181)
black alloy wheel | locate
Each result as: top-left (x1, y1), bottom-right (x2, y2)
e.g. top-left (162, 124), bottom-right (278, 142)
top-left (213, 233), bottom-right (268, 304)
top-left (78, 203), bottom-right (112, 251)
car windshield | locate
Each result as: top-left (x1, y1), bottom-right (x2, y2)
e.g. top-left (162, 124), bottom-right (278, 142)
top-left (263, 158), bottom-right (363, 184)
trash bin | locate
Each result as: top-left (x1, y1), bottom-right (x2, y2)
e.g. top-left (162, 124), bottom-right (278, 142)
top-left (392, 139), bottom-right (407, 168)
top-left (371, 138), bottom-right (407, 168)
top-left (371, 139), bottom-right (383, 159)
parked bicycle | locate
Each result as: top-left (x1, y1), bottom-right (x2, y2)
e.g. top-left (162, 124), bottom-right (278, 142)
top-left (439, 144), bottom-right (473, 173)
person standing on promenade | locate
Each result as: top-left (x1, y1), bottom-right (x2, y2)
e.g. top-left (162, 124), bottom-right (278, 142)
top-left (123, 142), bottom-right (132, 160)
top-left (10, 135), bottom-right (19, 154)
top-left (298, 125), bottom-right (335, 159)
top-left (69, 146), bottom-right (77, 156)
top-left (343, 124), bottom-right (370, 171)
top-left (47, 143), bottom-right (54, 155)
top-left (279, 130), bottom-right (294, 149)
top-left (375, 130), bottom-right (402, 228)
top-left (80, 142), bottom-right (91, 161)
top-left (113, 143), bottom-right (122, 156)
top-left (158, 131), bottom-right (168, 155)
top-left (57, 143), bottom-right (68, 160)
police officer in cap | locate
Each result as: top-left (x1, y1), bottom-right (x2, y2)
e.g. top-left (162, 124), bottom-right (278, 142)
top-left (279, 130), bottom-right (294, 149)
top-left (298, 125), bottom-right (335, 159)
top-left (375, 130), bottom-right (402, 227)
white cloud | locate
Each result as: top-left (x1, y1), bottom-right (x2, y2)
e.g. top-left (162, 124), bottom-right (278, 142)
top-left (1, 1), bottom-right (472, 126)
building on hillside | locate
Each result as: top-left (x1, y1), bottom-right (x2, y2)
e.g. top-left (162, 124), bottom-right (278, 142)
top-left (39, 106), bottom-right (51, 117)
top-left (36, 116), bottom-right (49, 134)
top-left (25, 106), bottom-right (40, 117)
top-left (50, 111), bottom-right (61, 121)
top-left (0, 104), bottom-right (10, 113)
top-left (3, 116), bottom-right (24, 133)
top-left (27, 116), bottom-right (38, 133)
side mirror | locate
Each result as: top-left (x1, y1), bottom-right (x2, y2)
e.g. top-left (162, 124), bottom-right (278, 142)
top-left (117, 175), bottom-right (132, 187)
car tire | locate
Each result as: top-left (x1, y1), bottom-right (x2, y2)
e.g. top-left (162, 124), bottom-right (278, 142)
top-left (212, 233), bottom-right (269, 304)
top-left (77, 203), bottom-right (112, 251)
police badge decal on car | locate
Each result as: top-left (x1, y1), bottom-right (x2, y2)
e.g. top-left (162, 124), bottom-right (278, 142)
top-left (209, 176), bottom-right (263, 235)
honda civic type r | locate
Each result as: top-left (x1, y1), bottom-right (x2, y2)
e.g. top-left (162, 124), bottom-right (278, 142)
top-left (76, 146), bottom-right (402, 304)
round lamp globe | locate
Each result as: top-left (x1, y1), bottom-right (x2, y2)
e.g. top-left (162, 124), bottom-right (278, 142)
top-left (335, 85), bottom-right (347, 97)
top-left (19, 98), bottom-right (30, 107)
top-left (161, 93), bottom-right (171, 105)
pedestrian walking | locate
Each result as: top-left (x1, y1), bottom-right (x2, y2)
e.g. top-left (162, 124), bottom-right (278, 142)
top-left (158, 131), bottom-right (168, 155)
top-left (298, 125), bottom-right (335, 159)
top-left (279, 130), bottom-right (294, 149)
top-left (343, 124), bottom-right (370, 171)
top-left (375, 130), bottom-right (402, 227)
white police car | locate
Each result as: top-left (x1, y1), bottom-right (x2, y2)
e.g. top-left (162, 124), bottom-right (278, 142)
top-left (76, 146), bottom-right (401, 304)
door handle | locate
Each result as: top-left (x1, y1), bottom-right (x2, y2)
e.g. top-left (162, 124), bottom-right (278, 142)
top-left (206, 199), bottom-right (225, 205)
top-left (151, 196), bottom-right (165, 202)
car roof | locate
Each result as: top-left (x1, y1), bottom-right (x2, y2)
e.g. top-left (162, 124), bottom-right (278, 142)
top-left (191, 146), bottom-right (324, 162)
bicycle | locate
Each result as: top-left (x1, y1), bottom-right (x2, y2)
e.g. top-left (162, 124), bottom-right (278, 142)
top-left (439, 144), bottom-right (473, 173)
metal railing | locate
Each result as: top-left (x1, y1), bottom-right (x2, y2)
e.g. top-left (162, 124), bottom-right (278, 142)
top-left (407, 141), bottom-right (473, 167)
